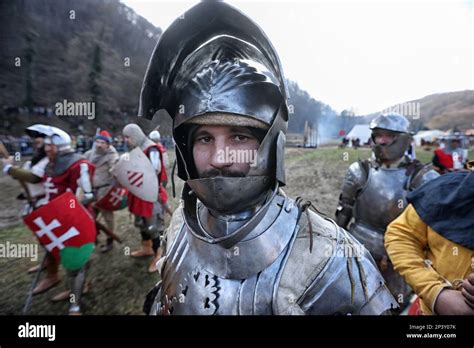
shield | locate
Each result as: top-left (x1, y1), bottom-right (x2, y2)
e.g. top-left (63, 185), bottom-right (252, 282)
top-left (23, 192), bottom-right (96, 270)
top-left (95, 185), bottom-right (128, 211)
top-left (112, 147), bottom-right (158, 202)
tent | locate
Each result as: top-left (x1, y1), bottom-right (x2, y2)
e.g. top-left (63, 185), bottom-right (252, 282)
top-left (346, 125), bottom-right (372, 145)
top-left (413, 130), bottom-right (445, 146)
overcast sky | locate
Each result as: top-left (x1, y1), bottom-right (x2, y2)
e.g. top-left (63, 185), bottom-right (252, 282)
top-left (121, 0), bottom-right (474, 114)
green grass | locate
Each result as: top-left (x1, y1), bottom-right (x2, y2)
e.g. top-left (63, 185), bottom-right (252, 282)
top-left (286, 146), bottom-right (434, 165)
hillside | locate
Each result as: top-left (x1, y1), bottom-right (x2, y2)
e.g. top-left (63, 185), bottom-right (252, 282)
top-left (365, 90), bottom-right (474, 131)
top-left (0, 0), bottom-right (168, 135)
top-left (413, 90), bottom-right (474, 131)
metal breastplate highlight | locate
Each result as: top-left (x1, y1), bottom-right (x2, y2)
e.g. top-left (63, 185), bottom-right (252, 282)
top-left (155, 194), bottom-right (299, 315)
top-left (353, 167), bottom-right (408, 232)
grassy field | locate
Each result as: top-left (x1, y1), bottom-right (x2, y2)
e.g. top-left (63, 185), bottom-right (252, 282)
top-left (0, 146), bottom-right (436, 314)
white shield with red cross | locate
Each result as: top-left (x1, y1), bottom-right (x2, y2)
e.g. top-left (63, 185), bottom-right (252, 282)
top-left (23, 191), bottom-right (96, 270)
top-left (111, 147), bottom-right (158, 202)
top-left (95, 185), bottom-right (128, 211)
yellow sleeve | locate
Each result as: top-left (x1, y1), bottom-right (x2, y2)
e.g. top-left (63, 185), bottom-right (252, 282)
top-left (385, 204), bottom-right (449, 312)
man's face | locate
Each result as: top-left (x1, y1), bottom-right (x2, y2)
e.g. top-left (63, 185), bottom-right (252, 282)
top-left (123, 135), bottom-right (134, 148)
top-left (451, 140), bottom-right (460, 149)
top-left (192, 125), bottom-right (260, 178)
top-left (33, 137), bottom-right (44, 150)
top-left (95, 139), bottom-right (109, 152)
top-left (44, 143), bottom-right (58, 160)
top-left (373, 130), bottom-right (397, 145)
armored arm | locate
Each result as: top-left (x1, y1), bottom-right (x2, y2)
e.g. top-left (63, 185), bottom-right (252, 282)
top-left (143, 207), bottom-right (185, 315)
top-left (335, 161), bottom-right (366, 229)
top-left (301, 228), bottom-right (398, 315)
top-left (274, 211), bottom-right (397, 316)
top-left (410, 163), bottom-right (439, 190)
top-left (143, 281), bottom-right (162, 315)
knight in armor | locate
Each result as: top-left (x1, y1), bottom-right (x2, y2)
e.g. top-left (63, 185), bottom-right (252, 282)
top-left (2, 124), bottom-right (50, 273)
top-left (335, 113), bottom-right (439, 309)
top-left (84, 130), bottom-right (119, 253)
top-left (122, 123), bottom-right (167, 273)
top-left (3, 126), bottom-right (96, 314)
top-left (40, 126), bottom-right (96, 314)
top-left (140, 1), bottom-right (396, 315)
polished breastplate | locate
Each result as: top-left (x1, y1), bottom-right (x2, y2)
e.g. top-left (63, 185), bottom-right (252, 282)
top-left (155, 193), bottom-right (299, 315)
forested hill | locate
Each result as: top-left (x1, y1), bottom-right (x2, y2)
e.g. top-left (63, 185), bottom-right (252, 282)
top-left (0, 0), bottom-right (163, 134)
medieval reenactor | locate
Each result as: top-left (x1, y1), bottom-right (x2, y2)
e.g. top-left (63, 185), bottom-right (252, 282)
top-left (335, 113), bottom-right (439, 310)
top-left (7, 126), bottom-right (96, 315)
top-left (385, 170), bottom-right (474, 315)
top-left (84, 130), bottom-right (120, 253)
top-left (149, 130), bottom-right (169, 167)
top-left (140, 1), bottom-right (396, 315)
top-left (114, 123), bottom-right (166, 273)
top-left (433, 135), bottom-right (469, 174)
top-left (149, 130), bottom-right (173, 218)
top-left (2, 124), bottom-right (50, 273)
